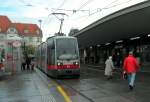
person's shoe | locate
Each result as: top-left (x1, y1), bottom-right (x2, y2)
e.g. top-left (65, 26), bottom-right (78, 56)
top-left (107, 76), bottom-right (112, 80)
top-left (129, 85), bottom-right (133, 90)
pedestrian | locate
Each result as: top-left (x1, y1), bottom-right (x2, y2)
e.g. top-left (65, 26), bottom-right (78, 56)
top-left (104, 56), bottom-right (115, 80)
top-left (123, 51), bottom-right (140, 90)
top-left (31, 59), bottom-right (35, 71)
top-left (26, 57), bottom-right (31, 70)
top-left (21, 57), bottom-right (26, 70)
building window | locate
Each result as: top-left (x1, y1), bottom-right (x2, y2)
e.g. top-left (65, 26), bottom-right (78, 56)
top-left (7, 27), bottom-right (17, 34)
top-left (29, 37), bottom-right (32, 42)
top-left (10, 28), bottom-right (15, 32)
top-left (24, 29), bottom-right (29, 33)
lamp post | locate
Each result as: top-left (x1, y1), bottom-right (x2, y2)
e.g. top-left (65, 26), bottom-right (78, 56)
top-left (38, 19), bottom-right (42, 29)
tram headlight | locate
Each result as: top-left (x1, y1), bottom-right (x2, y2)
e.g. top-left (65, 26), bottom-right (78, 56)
top-left (75, 62), bottom-right (78, 65)
top-left (74, 62), bottom-right (79, 65)
top-left (57, 62), bottom-right (61, 66)
top-left (57, 62), bottom-right (63, 66)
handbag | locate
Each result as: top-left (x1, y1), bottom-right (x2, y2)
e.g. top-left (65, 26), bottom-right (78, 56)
top-left (123, 72), bottom-right (128, 80)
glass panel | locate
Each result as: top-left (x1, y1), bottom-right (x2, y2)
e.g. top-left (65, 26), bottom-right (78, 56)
top-left (56, 38), bottom-right (79, 60)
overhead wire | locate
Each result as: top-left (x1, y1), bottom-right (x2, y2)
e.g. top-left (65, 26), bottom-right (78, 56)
top-left (68, 0), bottom-right (115, 20)
top-left (103, 0), bottom-right (119, 9)
top-left (43, 0), bottom-right (67, 26)
top-left (47, 0), bottom-right (94, 22)
top-left (18, 0), bottom-right (68, 35)
top-left (61, 0), bottom-right (94, 22)
top-left (88, 0), bottom-right (133, 16)
top-left (77, 0), bottom-right (134, 24)
top-left (77, 0), bottom-right (95, 11)
top-left (17, 0), bottom-right (137, 34)
top-left (103, 0), bottom-right (133, 9)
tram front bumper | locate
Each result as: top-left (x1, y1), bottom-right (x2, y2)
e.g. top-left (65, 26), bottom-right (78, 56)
top-left (57, 69), bottom-right (80, 76)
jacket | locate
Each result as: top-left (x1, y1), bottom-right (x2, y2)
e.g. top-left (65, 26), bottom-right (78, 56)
top-left (123, 55), bottom-right (139, 73)
top-left (104, 58), bottom-right (114, 76)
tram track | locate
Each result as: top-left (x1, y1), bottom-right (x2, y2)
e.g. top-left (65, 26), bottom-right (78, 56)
top-left (36, 66), bottom-right (105, 102)
top-left (54, 67), bottom-right (101, 102)
top-left (56, 79), bottom-right (95, 102)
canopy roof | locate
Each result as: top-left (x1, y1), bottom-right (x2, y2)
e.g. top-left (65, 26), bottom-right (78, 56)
top-left (74, 1), bottom-right (150, 48)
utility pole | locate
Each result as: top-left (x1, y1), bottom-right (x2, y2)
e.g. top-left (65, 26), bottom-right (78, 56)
top-left (38, 19), bottom-right (42, 29)
top-left (51, 13), bottom-right (68, 36)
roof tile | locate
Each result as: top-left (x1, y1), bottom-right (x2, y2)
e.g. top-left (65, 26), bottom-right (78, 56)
top-left (0, 15), bottom-right (11, 33)
top-left (0, 15), bottom-right (42, 37)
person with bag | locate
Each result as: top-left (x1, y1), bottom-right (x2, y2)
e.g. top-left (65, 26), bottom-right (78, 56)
top-left (123, 51), bottom-right (140, 90)
top-left (104, 56), bottom-right (115, 80)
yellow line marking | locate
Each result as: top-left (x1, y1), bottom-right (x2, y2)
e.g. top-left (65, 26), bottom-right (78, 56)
top-left (48, 83), bottom-right (52, 88)
top-left (57, 86), bottom-right (72, 102)
top-left (48, 79), bottom-right (72, 102)
top-left (37, 69), bottom-right (72, 102)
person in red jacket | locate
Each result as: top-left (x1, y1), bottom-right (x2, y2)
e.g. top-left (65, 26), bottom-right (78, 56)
top-left (123, 51), bottom-right (139, 90)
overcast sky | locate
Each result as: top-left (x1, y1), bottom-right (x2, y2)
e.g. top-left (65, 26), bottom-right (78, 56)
top-left (0, 0), bottom-right (147, 41)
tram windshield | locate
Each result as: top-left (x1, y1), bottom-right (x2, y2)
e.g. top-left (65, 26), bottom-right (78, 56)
top-left (56, 38), bottom-right (79, 60)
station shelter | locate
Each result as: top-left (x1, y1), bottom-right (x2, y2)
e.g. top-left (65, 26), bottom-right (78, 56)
top-left (0, 34), bottom-right (23, 74)
top-left (75, 1), bottom-right (150, 72)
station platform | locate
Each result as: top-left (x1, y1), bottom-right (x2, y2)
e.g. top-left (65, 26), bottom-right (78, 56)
top-left (0, 70), bottom-right (68, 102)
top-left (86, 63), bottom-right (150, 73)
top-left (0, 65), bottom-right (150, 102)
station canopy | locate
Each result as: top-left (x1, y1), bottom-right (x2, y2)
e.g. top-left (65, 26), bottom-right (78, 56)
top-left (74, 1), bottom-right (150, 49)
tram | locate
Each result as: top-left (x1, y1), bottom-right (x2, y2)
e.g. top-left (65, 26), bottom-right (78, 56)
top-left (36, 36), bottom-right (80, 78)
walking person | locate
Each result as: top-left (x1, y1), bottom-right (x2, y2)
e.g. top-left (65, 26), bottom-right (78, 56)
top-left (26, 57), bottom-right (31, 70)
top-left (31, 59), bottom-right (35, 71)
top-left (123, 51), bottom-right (140, 90)
top-left (104, 56), bottom-right (115, 80)
top-left (21, 57), bottom-right (26, 71)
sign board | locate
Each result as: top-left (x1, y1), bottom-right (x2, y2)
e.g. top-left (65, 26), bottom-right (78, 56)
top-left (13, 41), bottom-right (21, 47)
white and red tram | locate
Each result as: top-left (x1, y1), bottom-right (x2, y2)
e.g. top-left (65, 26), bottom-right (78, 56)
top-left (36, 36), bottom-right (80, 78)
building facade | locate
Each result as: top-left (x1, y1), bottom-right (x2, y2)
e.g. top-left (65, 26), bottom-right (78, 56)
top-left (0, 15), bottom-right (42, 73)
top-left (0, 15), bottom-right (42, 48)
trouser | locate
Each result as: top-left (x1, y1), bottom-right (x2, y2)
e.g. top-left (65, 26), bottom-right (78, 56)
top-left (127, 73), bottom-right (136, 86)
top-left (21, 63), bottom-right (26, 70)
top-left (27, 64), bottom-right (30, 70)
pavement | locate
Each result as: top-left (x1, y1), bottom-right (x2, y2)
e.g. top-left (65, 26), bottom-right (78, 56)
top-left (0, 70), bottom-right (66, 102)
top-left (79, 64), bottom-right (150, 102)
top-left (86, 63), bottom-right (150, 73)
top-left (0, 64), bottom-right (150, 102)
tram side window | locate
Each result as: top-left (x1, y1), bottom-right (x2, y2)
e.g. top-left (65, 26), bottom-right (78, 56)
top-left (47, 39), bottom-right (55, 65)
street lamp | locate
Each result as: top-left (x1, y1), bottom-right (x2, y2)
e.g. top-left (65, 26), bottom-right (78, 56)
top-left (38, 19), bottom-right (42, 29)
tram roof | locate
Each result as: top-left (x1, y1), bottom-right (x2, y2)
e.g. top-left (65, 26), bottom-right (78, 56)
top-left (46, 36), bottom-right (76, 41)
top-left (74, 1), bottom-right (150, 49)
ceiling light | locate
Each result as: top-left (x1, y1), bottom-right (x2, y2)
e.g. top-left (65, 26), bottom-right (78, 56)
top-left (116, 40), bottom-right (123, 43)
top-left (105, 43), bottom-right (110, 45)
top-left (97, 45), bottom-right (101, 47)
top-left (130, 37), bottom-right (140, 40)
